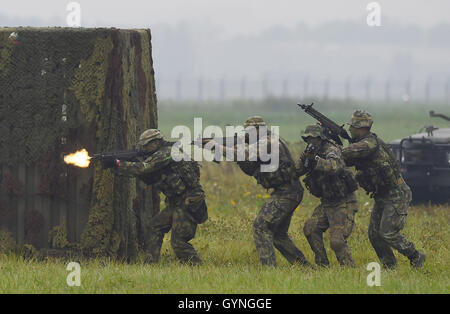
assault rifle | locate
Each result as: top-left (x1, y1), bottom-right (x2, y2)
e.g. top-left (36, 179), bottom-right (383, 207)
top-left (91, 149), bottom-right (152, 168)
top-left (91, 137), bottom-right (226, 168)
top-left (90, 141), bottom-right (187, 168)
top-left (93, 133), bottom-right (256, 168)
top-left (197, 135), bottom-right (247, 148)
top-left (297, 103), bottom-right (353, 145)
top-left (194, 135), bottom-right (247, 164)
top-left (91, 150), bottom-right (147, 163)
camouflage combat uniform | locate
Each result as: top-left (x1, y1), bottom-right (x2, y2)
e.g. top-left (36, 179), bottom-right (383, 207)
top-left (342, 110), bottom-right (425, 268)
top-left (116, 130), bottom-right (207, 265)
top-left (297, 125), bottom-right (359, 267)
top-left (216, 116), bottom-right (310, 267)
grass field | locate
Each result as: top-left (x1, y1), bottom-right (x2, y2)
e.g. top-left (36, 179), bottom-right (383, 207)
top-left (157, 99), bottom-right (450, 144)
top-left (0, 100), bottom-right (449, 294)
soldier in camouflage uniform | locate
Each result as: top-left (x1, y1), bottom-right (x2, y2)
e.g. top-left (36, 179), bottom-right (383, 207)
top-left (110, 129), bottom-right (207, 265)
top-left (342, 110), bottom-right (425, 268)
top-left (209, 116), bottom-right (310, 267)
top-left (297, 125), bottom-right (359, 267)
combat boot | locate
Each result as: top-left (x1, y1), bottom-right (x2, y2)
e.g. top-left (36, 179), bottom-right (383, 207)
top-left (382, 262), bottom-right (397, 270)
top-left (144, 253), bottom-right (160, 264)
top-left (409, 250), bottom-right (426, 268)
top-left (314, 254), bottom-right (330, 267)
top-left (181, 255), bottom-right (203, 266)
top-left (294, 256), bottom-right (314, 268)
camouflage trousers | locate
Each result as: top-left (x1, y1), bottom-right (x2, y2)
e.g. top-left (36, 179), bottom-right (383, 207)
top-left (303, 193), bottom-right (358, 267)
top-left (369, 183), bottom-right (416, 268)
top-left (145, 198), bottom-right (202, 265)
top-left (253, 181), bottom-right (310, 267)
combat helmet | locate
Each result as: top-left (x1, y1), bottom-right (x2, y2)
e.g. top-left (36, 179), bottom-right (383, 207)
top-left (301, 124), bottom-right (327, 141)
top-left (244, 116), bottom-right (266, 128)
top-left (347, 110), bottom-right (373, 129)
top-left (137, 129), bottom-right (163, 146)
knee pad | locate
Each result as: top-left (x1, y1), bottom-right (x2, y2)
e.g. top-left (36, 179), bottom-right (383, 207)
top-left (303, 219), bottom-right (316, 237)
top-left (273, 233), bottom-right (289, 246)
top-left (253, 216), bottom-right (272, 237)
top-left (170, 236), bottom-right (180, 249)
top-left (379, 229), bottom-right (396, 244)
top-left (330, 236), bottom-right (345, 252)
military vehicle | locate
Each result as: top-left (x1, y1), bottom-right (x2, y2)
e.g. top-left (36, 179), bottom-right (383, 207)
top-left (389, 111), bottom-right (450, 203)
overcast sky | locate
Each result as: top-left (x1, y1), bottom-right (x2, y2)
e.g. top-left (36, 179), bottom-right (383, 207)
top-left (2, 0), bottom-right (449, 101)
top-left (1, 0), bottom-right (450, 36)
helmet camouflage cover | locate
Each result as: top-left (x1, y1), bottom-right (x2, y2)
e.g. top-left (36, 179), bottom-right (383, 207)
top-left (347, 110), bottom-right (373, 128)
top-left (137, 129), bottom-right (163, 146)
top-left (301, 124), bottom-right (327, 141)
top-left (244, 116), bottom-right (266, 128)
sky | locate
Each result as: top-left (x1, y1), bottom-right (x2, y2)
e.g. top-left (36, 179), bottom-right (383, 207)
top-left (1, 0), bottom-right (449, 101)
top-left (1, 0), bottom-right (449, 35)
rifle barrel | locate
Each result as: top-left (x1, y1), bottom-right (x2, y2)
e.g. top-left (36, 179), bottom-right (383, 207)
top-left (298, 102), bottom-right (352, 143)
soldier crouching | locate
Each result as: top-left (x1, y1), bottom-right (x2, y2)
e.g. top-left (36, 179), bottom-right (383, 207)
top-left (297, 125), bottom-right (359, 267)
top-left (105, 129), bottom-right (207, 266)
top-left (210, 116), bottom-right (311, 267)
top-left (342, 110), bottom-right (425, 269)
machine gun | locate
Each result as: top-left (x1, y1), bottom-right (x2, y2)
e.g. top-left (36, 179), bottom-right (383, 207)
top-left (297, 103), bottom-right (353, 145)
top-left (429, 110), bottom-right (450, 122)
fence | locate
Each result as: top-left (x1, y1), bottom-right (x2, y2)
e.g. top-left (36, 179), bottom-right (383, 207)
top-left (156, 76), bottom-right (450, 103)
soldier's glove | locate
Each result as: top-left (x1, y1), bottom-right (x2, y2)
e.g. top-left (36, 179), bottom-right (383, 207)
top-left (102, 159), bottom-right (120, 169)
top-left (301, 151), bottom-right (313, 161)
top-left (307, 151), bottom-right (317, 161)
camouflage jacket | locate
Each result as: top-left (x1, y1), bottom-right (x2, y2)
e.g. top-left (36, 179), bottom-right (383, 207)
top-left (116, 144), bottom-right (205, 203)
top-left (216, 133), bottom-right (300, 189)
top-left (297, 141), bottom-right (358, 200)
top-left (342, 132), bottom-right (403, 196)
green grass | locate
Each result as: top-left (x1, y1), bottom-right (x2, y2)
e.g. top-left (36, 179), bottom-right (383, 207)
top-left (158, 99), bottom-right (450, 144)
top-left (0, 100), bottom-right (449, 293)
top-left (0, 255), bottom-right (447, 293)
top-left (0, 166), bottom-right (448, 293)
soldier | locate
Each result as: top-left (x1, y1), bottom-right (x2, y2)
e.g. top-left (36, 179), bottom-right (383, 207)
top-left (207, 116), bottom-right (310, 267)
top-left (105, 129), bottom-right (207, 266)
top-left (342, 110), bottom-right (425, 268)
top-left (297, 124), bottom-right (359, 267)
